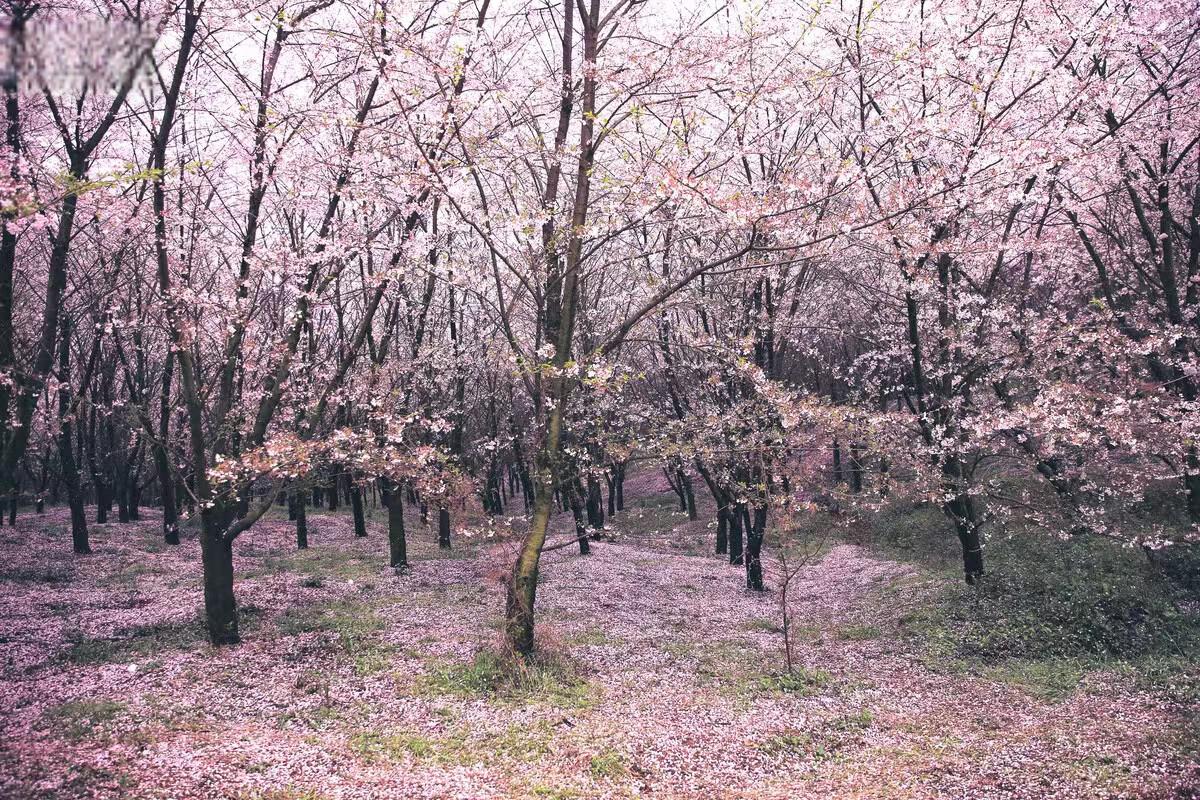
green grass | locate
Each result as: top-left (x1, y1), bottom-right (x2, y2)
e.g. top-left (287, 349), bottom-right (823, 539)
top-left (564, 626), bottom-right (622, 647)
top-left (349, 721), bottom-right (552, 767)
top-left (63, 619), bottom-right (207, 665)
top-left (757, 667), bottom-right (832, 696)
top-left (756, 710), bottom-right (873, 761)
top-left (244, 545), bottom-right (378, 583)
top-left (862, 496), bottom-right (1200, 701)
top-left (42, 699), bottom-right (127, 742)
top-left (417, 649), bottom-right (597, 709)
top-left (836, 624), bottom-right (883, 641)
top-left (588, 747), bottom-right (629, 779)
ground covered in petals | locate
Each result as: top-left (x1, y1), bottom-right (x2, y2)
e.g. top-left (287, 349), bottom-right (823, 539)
top-left (1, 496), bottom-right (1197, 800)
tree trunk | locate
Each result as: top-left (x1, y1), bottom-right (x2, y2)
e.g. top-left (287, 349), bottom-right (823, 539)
top-left (680, 469), bottom-right (697, 520)
top-left (506, 478), bottom-right (555, 656)
top-left (942, 457), bottom-right (984, 584)
top-left (569, 481), bottom-right (590, 555)
top-left (586, 475), bottom-right (603, 530)
top-left (437, 506), bottom-right (451, 549)
top-left (745, 505), bottom-right (766, 591)
top-left (350, 478), bottom-right (367, 537)
top-left (728, 502), bottom-right (744, 565)
top-left (1186, 445), bottom-right (1200, 524)
top-left (715, 504), bottom-right (729, 555)
top-left (384, 480), bottom-right (407, 569)
top-left (57, 319), bottom-right (89, 554)
top-left (294, 491), bottom-right (308, 549)
top-left (200, 522), bottom-right (239, 645)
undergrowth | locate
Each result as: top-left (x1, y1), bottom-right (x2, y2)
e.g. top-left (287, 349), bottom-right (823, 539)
top-left (862, 497), bottom-right (1200, 700)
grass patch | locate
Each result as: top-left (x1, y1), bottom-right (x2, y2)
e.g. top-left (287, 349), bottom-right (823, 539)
top-left (836, 624), bottom-right (883, 641)
top-left (349, 721), bottom-right (552, 767)
top-left (237, 789), bottom-right (330, 800)
top-left (247, 545), bottom-right (377, 583)
top-left (63, 619), bottom-right (207, 665)
top-left (757, 666), bottom-right (832, 696)
top-left (528, 787), bottom-right (583, 800)
top-left (866, 498), bottom-right (1200, 701)
top-left (417, 649), bottom-right (596, 709)
top-left (756, 710), bottom-right (873, 761)
top-left (980, 658), bottom-right (1092, 701)
top-left (42, 698), bottom-right (127, 742)
top-left (588, 747), bottom-right (629, 779)
top-left (742, 617), bottom-right (784, 634)
top-left (565, 627), bottom-right (620, 647)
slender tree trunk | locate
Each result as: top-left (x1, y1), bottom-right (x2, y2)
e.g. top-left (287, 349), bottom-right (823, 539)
top-left (615, 464), bottom-right (625, 511)
top-left (438, 506), bottom-right (451, 549)
top-left (569, 481), bottom-right (590, 555)
top-left (715, 504), bottom-right (729, 555)
top-left (745, 505), bottom-right (766, 591)
top-left (586, 475), bottom-right (603, 530)
top-left (351, 478), bottom-right (367, 537)
top-left (506, 473), bottom-right (556, 656)
top-left (294, 491), bottom-right (308, 549)
top-left (680, 469), bottom-right (697, 520)
top-left (58, 319), bottom-right (88, 553)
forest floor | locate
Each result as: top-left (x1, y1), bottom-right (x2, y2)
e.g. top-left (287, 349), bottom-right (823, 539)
top-left (1, 479), bottom-right (1197, 799)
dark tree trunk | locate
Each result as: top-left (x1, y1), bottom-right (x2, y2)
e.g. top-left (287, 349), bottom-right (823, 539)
top-left (832, 438), bottom-right (844, 485)
top-left (438, 506), bottom-right (451, 549)
top-left (383, 480), bottom-right (407, 569)
top-left (849, 443), bottom-right (864, 494)
top-left (745, 505), bottom-right (766, 591)
top-left (715, 504), bottom-right (729, 555)
top-left (569, 482), bottom-right (590, 555)
top-left (665, 467), bottom-right (687, 512)
top-left (728, 502), bottom-right (744, 565)
top-left (312, 485), bottom-right (323, 507)
top-left (605, 471), bottom-right (616, 516)
top-left (680, 469), bottom-right (697, 520)
top-left (294, 491), bottom-right (308, 549)
top-left (200, 521), bottom-right (238, 644)
top-left (57, 318), bottom-right (88, 552)
top-left (1186, 445), bottom-right (1200, 524)
top-left (586, 475), bottom-right (603, 530)
top-left (615, 463), bottom-right (625, 511)
top-left (942, 458), bottom-right (984, 584)
top-left (350, 479), bottom-right (367, 537)
top-left (326, 477), bottom-right (339, 511)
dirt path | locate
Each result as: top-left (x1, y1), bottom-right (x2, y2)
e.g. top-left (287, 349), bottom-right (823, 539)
top-left (0, 508), bottom-right (1194, 799)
